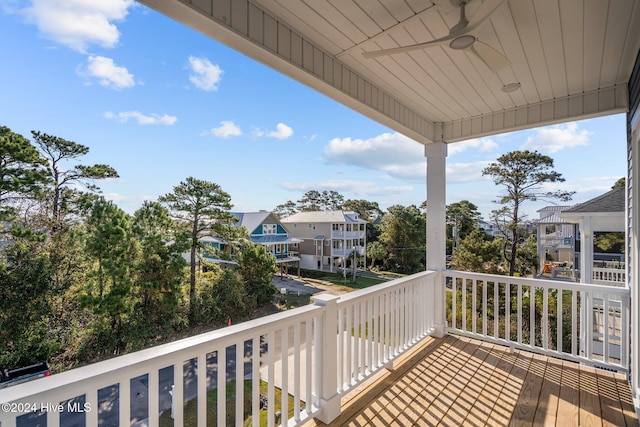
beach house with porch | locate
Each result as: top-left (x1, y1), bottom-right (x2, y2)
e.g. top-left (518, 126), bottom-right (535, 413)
top-left (281, 210), bottom-right (367, 273)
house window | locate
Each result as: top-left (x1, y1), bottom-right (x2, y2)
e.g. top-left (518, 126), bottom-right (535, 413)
top-left (308, 223), bottom-right (316, 230)
top-left (263, 224), bottom-right (277, 234)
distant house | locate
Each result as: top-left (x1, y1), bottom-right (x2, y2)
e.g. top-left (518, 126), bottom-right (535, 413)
top-left (536, 205), bottom-right (576, 279)
top-left (281, 210), bottom-right (367, 272)
top-left (230, 211), bottom-right (302, 275)
top-left (559, 187), bottom-right (625, 285)
top-left (183, 210), bottom-right (302, 274)
top-left (476, 219), bottom-right (500, 238)
top-left (199, 235), bottom-right (230, 263)
top-left (535, 188), bottom-right (626, 284)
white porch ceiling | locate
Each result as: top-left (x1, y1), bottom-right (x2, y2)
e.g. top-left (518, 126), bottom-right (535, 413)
top-left (138, 0), bottom-right (640, 145)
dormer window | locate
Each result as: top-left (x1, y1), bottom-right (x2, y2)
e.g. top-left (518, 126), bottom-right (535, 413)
top-left (263, 224), bottom-right (277, 234)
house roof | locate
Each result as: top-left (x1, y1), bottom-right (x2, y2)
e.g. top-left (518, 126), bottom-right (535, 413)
top-left (561, 187), bottom-right (625, 214)
top-left (231, 211), bottom-right (276, 234)
top-left (281, 210), bottom-right (367, 224)
top-left (199, 235), bottom-right (226, 244)
top-left (537, 205), bottom-right (572, 213)
top-left (538, 213), bottom-right (572, 224)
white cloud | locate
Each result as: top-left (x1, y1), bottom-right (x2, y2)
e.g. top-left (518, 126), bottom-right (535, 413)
top-left (252, 123), bottom-right (294, 140)
top-left (448, 137), bottom-right (498, 155)
top-left (210, 121), bottom-right (242, 137)
top-left (324, 132), bottom-right (425, 180)
top-left (188, 56), bottom-right (223, 91)
top-left (16, 0), bottom-right (133, 52)
top-left (104, 111), bottom-right (177, 125)
top-left (103, 193), bottom-right (153, 214)
top-left (81, 55), bottom-right (134, 90)
top-left (280, 179), bottom-right (413, 197)
top-left (446, 161), bottom-right (492, 183)
top-left (520, 122), bottom-right (591, 153)
top-left (251, 128), bottom-right (266, 138)
top-left (267, 123), bottom-right (294, 140)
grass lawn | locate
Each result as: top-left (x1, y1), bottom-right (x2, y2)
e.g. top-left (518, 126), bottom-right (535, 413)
top-left (159, 379), bottom-right (301, 426)
top-left (275, 293), bottom-right (312, 309)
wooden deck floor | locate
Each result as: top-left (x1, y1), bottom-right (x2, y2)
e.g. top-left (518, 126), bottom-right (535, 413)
top-left (308, 335), bottom-right (638, 426)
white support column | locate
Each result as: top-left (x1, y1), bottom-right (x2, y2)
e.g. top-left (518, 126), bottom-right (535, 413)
top-left (580, 217), bottom-right (593, 283)
top-left (577, 217), bottom-right (593, 357)
top-left (425, 127), bottom-right (447, 338)
top-left (311, 294), bottom-right (341, 424)
top-left (630, 116), bottom-right (640, 409)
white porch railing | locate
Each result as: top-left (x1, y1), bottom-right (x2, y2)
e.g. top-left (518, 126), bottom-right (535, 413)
top-left (331, 247), bottom-right (365, 258)
top-left (593, 267), bottom-right (626, 285)
top-left (0, 272), bottom-right (437, 427)
top-left (331, 231), bottom-right (365, 240)
top-left (0, 270), bottom-right (630, 426)
top-left (445, 271), bottom-right (630, 372)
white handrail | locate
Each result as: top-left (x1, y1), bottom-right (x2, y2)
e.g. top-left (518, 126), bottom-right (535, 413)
top-left (593, 267), bottom-right (626, 285)
top-left (444, 270), bottom-right (630, 372)
top-left (2, 269), bottom-right (625, 426)
top-left (0, 271), bottom-right (438, 427)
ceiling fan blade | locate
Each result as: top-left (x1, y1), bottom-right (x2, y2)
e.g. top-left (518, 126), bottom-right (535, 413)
top-left (362, 33), bottom-right (454, 58)
top-left (362, 0), bottom-right (509, 60)
top-left (465, 0), bottom-right (507, 32)
top-left (470, 41), bottom-right (510, 72)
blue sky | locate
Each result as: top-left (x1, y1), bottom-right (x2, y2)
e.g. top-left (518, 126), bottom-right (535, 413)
top-left (0, 1), bottom-right (627, 221)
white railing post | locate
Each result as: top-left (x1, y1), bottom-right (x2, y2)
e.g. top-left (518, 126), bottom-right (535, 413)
top-left (311, 294), bottom-right (341, 424)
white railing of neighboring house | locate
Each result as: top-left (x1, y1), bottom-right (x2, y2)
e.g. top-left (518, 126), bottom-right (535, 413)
top-left (0, 271), bottom-right (437, 427)
top-left (593, 267), bottom-right (626, 286)
top-left (445, 271), bottom-right (630, 372)
top-left (331, 230), bottom-right (365, 240)
top-left (331, 247), bottom-right (366, 258)
top-left (539, 235), bottom-right (573, 249)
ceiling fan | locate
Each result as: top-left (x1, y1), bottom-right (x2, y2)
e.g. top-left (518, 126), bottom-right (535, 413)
top-left (362, 0), bottom-right (510, 73)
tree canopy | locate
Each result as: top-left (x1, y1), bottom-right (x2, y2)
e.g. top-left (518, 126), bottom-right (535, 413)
top-left (159, 177), bottom-right (236, 322)
top-left (31, 131), bottom-right (119, 227)
top-left (0, 127), bottom-right (49, 220)
top-left (446, 200), bottom-right (482, 253)
top-left (378, 204), bottom-right (425, 274)
top-left (482, 150), bottom-right (573, 275)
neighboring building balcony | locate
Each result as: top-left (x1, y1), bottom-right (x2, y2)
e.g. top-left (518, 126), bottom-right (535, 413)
top-left (274, 251), bottom-right (300, 263)
top-left (330, 230), bottom-right (365, 240)
top-left (539, 235), bottom-right (574, 250)
top-left (593, 267), bottom-right (626, 286)
top-left (0, 271), bottom-right (635, 427)
top-left (330, 247), bottom-right (366, 258)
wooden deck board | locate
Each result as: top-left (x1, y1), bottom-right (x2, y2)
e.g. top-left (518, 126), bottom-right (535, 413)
top-left (510, 352), bottom-right (546, 426)
top-left (304, 335), bottom-right (638, 427)
top-left (579, 364), bottom-right (603, 426)
top-left (596, 369), bottom-right (627, 427)
top-left (556, 360), bottom-right (581, 426)
top-left (533, 355), bottom-right (562, 426)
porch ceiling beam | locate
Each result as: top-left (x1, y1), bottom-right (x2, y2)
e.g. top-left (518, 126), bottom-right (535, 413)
top-left (442, 85), bottom-right (629, 143)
